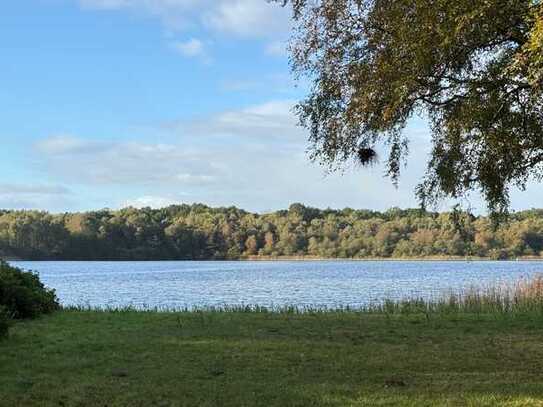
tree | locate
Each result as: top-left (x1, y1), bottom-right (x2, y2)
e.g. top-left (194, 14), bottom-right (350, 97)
top-left (5, 204), bottom-right (543, 260)
top-left (244, 235), bottom-right (259, 255)
top-left (263, 231), bottom-right (276, 254)
top-left (278, 0), bottom-right (543, 216)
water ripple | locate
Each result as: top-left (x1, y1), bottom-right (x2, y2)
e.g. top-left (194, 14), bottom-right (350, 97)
top-left (12, 260), bottom-right (543, 310)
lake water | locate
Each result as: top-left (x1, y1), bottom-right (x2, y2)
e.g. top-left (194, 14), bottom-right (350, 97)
top-left (12, 260), bottom-right (543, 310)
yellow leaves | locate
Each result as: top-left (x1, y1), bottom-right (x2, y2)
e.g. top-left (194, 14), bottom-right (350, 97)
top-left (525, 5), bottom-right (543, 87)
top-left (527, 4), bottom-right (543, 48)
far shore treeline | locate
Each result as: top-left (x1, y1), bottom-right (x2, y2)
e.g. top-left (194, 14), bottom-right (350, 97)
top-left (2, 204), bottom-right (543, 261)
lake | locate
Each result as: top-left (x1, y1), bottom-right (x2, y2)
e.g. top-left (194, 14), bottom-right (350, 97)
top-left (12, 260), bottom-right (543, 310)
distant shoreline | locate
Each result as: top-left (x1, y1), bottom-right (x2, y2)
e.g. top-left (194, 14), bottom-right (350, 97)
top-left (3, 205), bottom-right (543, 263)
top-left (7, 256), bottom-right (543, 262)
top-left (246, 256), bottom-right (543, 262)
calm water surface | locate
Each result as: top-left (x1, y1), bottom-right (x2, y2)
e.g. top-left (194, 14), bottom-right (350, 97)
top-left (12, 261), bottom-right (543, 309)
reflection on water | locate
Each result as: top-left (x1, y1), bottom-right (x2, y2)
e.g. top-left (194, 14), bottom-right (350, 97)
top-left (12, 260), bottom-right (543, 309)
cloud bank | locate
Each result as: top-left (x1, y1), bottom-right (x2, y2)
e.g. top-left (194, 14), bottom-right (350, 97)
top-left (31, 100), bottom-right (438, 212)
top-left (0, 184), bottom-right (72, 212)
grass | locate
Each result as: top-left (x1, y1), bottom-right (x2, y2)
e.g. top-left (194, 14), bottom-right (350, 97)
top-left (3, 279), bottom-right (543, 406)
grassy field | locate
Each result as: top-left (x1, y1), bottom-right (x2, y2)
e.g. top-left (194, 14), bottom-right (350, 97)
top-left (2, 309), bottom-right (543, 406)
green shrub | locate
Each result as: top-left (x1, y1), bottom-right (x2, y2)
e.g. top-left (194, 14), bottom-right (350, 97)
top-left (0, 260), bottom-right (59, 319)
top-left (0, 306), bottom-right (12, 338)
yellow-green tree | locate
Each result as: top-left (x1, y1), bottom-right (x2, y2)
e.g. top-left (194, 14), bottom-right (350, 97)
top-left (279, 0), bottom-right (543, 216)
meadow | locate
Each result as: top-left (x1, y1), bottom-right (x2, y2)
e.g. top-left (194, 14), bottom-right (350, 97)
top-left (3, 279), bottom-right (543, 406)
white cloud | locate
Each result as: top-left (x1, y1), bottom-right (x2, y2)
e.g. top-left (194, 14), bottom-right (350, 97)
top-left (173, 38), bottom-right (204, 57)
top-left (172, 100), bottom-right (304, 141)
top-left (32, 101), bottom-right (443, 212)
top-left (79, 0), bottom-right (134, 9)
top-left (0, 184), bottom-right (70, 195)
top-left (35, 137), bottom-right (221, 187)
top-left (203, 0), bottom-right (291, 38)
top-left (78, 0), bottom-right (201, 30)
top-left (76, 0), bottom-right (292, 62)
top-left (0, 184), bottom-right (73, 211)
top-left (78, 0), bottom-right (291, 38)
top-left (172, 38), bottom-right (212, 63)
top-left (121, 195), bottom-right (182, 209)
top-left (35, 135), bottom-right (111, 155)
top-left (176, 173), bottom-right (216, 184)
top-left (212, 100), bottom-right (295, 132)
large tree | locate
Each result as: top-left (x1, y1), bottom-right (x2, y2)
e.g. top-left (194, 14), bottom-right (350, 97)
top-left (277, 0), bottom-right (543, 216)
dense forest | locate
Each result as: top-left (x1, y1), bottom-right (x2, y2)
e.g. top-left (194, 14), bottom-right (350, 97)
top-left (1, 204), bottom-right (543, 260)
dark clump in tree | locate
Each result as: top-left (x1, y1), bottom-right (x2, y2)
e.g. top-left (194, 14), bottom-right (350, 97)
top-left (276, 0), bottom-right (543, 217)
top-left (357, 148), bottom-right (378, 167)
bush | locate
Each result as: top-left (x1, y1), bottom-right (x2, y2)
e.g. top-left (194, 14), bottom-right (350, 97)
top-left (0, 260), bottom-right (59, 319)
top-left (0, 306), bottom-right (12, 338)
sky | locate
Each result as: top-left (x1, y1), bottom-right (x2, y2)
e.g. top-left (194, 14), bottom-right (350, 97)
top-left (1, 0), bottom-right (542, 214)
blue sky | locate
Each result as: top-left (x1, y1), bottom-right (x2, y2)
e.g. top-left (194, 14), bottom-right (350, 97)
top-left (1, 0), bottom-right (541, 214)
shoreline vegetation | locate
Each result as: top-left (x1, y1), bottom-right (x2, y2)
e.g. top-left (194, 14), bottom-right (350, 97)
top-left (3, 204), bottom-right (543, 262)
top-left (3, 276), bottom-right (543, 405)
top-left (244, 255), bottom-right (543, 262)
top-left (10, 255), bottom-right (543, 262)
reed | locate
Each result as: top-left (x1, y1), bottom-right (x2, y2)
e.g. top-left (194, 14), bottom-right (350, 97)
top-left (369, 275), bottom-right (543, 316)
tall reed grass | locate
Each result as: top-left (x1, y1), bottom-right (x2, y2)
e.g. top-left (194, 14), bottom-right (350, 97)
top-left (374, 275), bottom-right (543, 316)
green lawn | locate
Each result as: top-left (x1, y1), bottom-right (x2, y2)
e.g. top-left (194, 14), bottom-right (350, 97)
top-left (2, 311), bottom-right (543, 406)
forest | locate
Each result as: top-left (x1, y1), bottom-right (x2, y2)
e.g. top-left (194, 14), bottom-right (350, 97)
top-left (1, 204), bottom-right (543, 260)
